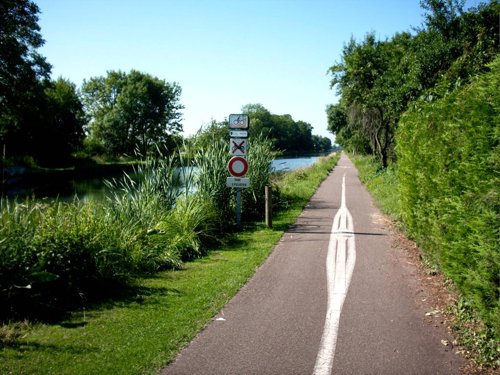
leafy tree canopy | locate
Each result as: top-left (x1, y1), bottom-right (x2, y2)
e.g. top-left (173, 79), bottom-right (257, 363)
top-left (327, 0), bottom-right (499, 167)
top-left (0, 0), bottom-right (51, 159)
top-left (82, 70), bottom-right (184, 157)
top-left (242, 103), bottom-right (330, 154)
top-left (38, 78), bottom-right (86, 164)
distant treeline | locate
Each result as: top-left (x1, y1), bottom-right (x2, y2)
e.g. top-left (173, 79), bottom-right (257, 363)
top-left (242, 104), bottom-right (332, 155)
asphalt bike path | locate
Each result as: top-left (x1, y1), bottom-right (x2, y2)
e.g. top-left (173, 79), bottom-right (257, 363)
top-left (161, 154), bottom-right (463, 375)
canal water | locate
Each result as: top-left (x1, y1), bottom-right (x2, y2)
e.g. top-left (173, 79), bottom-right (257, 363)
top-left (2, 155), bottom-right (324, 201)
top-left (271, 155), bottom-right (321, 172)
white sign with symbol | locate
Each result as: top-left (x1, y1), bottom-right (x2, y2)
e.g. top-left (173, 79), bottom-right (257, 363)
top-left (230, 138), bottom-right (248, 156)
top-left (230, 130), bottom-right (248, 138)
top-left (226, 177), bottom-right (250, 188)
top-left (229, 114), bottom-right (249, 129)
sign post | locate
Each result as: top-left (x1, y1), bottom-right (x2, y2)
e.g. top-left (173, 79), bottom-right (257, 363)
top-left (227, 114), bottom-right (250, 227)
top-left (236, 189), bottom-right (242, 226)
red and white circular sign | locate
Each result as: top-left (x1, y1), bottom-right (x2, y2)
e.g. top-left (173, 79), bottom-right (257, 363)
top-left (228, 156), bottom-right (248, 177)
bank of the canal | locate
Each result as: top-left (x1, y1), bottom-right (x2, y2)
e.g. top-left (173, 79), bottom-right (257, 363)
top-left (2, 155), bottom-right (327, 201)
top-left (0, 154), bottom-right (340, 375)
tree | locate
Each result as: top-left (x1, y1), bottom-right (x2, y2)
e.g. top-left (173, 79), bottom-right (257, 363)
top-left (82, 70), bottom-right (183, 157)
top-left (312, 135), bottom-right (332, 152)
top-left (189, 119), bottom-right (228, 153)
top-left (242, 103), bottom-right (273, 139)
top-left (419, 0), bottom-right (500, 91)
top-left (0, 0), bottom-right (51, 159)
top-left (420, 0), bottom-right (465, 39)
top-left (242, 104), bottom-right (318, 154)
top-left (37, 78), bottom-right (86, 164)
top-left (326, 104), bottom-right (347, 136)
top-left (329, 33), bottom-right (398, 167)
top-left (327, 1), bottom-right (499, 167)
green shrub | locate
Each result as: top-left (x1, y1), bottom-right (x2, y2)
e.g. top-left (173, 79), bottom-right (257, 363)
top-left (0, 153), bottom-right (190, 318)
top-left (0, 199), bottom-right (133, 319)
top-left (156, 193), bottom-right (218, 260)
top-left (105, 154), bottom-right (182, 226)
top-left (396, 56), bottom-right (500, 337)
top-left (0, 137), bottom-right (292, 320)
top-left (0, 320), bottom-right (30, 348)
top-left (104, 152), bottom-right (193, 272)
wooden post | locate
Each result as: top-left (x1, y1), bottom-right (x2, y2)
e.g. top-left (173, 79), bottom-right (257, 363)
top-left (265, 185), bottom-right (272, 228)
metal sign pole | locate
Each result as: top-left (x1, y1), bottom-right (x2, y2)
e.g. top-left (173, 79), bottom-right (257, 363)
top-left (227, 114), bottom-right (249, 229)
top-left (236, 188), bottom-right (242, 227)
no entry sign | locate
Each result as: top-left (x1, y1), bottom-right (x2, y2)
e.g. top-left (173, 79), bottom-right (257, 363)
top-left (228, 156), bottom-right (248, 177)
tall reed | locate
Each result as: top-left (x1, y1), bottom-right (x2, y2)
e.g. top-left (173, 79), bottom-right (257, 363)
top-left (104, 150), bottom-right (197, 271)
top-left (156, 193), bottom-right (218, 260)
top-left (242, 134), bottom-right (276, 219)
top-left (0, 136), bottom-right (280, 319)
top-left (194, 137), bottom-right (234, 229)
top-left (0, 198), bottom-right (133, 319)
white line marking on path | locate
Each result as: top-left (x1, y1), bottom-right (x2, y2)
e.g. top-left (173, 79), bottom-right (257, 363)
top-left (313, 173), bottom-right (356, 375)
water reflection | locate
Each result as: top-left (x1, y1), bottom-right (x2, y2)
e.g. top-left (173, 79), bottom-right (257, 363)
top-left (271, 156), bottom-right (320, 172)
top-left (2, 156), bottom-right (323, 202)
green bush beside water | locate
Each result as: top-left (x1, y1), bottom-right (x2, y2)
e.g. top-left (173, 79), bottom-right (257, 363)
top-left (0, 134), bottom-right (275, 320)
top-left (0, 152), bottom-right (338, 375)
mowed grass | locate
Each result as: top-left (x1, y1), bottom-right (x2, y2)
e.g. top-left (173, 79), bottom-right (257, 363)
top-left (0, 153), bottom-right (339, 375)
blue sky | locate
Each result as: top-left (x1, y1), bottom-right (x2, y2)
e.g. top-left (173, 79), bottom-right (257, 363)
top-left (36, 0), bottom-right (484, 142)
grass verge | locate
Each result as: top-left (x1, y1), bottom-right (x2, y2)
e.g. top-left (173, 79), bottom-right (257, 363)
top-left (350, 155), bottom-right (401, 221)
top-left (0, 153), bottom-right (339, 375)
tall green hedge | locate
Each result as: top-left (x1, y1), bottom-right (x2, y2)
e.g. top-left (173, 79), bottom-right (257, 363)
top-left (396, 56), bottom-right (499, 334)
